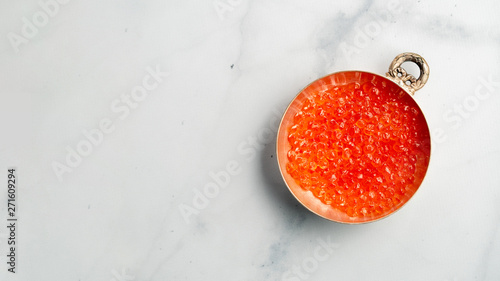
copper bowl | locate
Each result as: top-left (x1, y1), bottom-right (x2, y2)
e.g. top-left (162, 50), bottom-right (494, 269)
top-left (276, 53), bottom-right (431, 224)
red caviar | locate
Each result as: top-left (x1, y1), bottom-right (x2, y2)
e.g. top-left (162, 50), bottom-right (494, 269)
top-left (285, 79), bottom-right (430, 218)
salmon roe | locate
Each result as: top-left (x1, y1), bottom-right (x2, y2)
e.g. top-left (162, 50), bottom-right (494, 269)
top-left (286, 79), bottom-right (430, 218)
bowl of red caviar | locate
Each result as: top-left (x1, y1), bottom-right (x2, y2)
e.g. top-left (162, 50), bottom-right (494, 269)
top-left (277, 53), bottom-right (431, 223)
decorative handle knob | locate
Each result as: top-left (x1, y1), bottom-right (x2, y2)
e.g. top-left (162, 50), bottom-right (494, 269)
top-left (386, 52), bottom-right (430, 95)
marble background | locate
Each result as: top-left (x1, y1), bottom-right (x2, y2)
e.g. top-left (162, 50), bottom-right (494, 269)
top-left (1, 0), bottom-right (499, 280)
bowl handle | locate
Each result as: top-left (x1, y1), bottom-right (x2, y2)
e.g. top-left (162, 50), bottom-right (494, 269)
top-left (386, 52), bottom-right (430, 95)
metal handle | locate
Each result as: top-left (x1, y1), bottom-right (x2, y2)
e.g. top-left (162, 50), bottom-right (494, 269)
top-left (386, 52), bottom-right (429, 95)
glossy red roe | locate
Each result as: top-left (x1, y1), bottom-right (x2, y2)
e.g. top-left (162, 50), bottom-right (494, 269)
top-left (285, 80), bottom-right (430, 218)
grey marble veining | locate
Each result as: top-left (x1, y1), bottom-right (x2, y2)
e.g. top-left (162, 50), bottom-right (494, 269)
top-left (0, 0), bottom-right (499, 280)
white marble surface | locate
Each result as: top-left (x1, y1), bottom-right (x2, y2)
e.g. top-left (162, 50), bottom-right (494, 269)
top-left (1, 0), bottom-right (499, 280)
